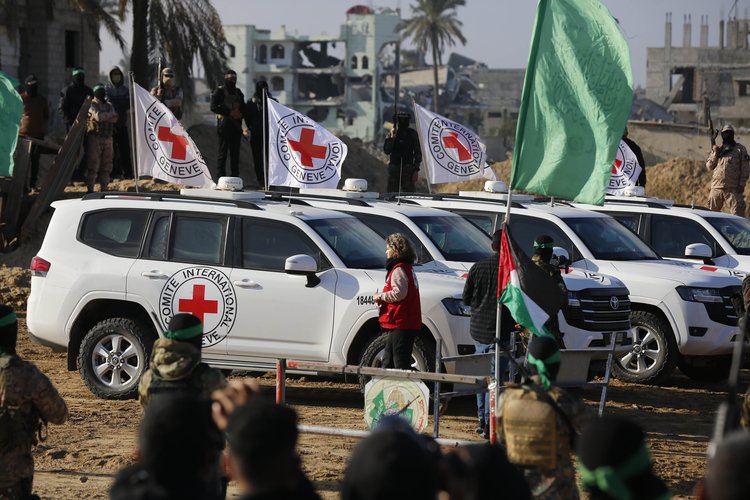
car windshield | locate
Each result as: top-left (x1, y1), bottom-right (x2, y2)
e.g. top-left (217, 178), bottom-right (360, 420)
top-left (410, 215), bottom-right (492, 262)
top-left (706, 216), bottom-right (750, 255)
top-left (307, 217), bottom-right (385, 269)
top-left (563, 216), bottom-right (660, 260)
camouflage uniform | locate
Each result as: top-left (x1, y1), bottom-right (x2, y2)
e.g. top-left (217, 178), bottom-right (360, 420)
top-left (0, 353), bottom-right (68, 498)
top-left (86, 97), bottom-right (118, 191)
top-left (497, 378), bottom-right (590, 500)
top-left (706, 142), bottom-right (750, 216)
top-left (150, 85), bottom-right (183, 119)
top-left (138, 338), bottom-right (226, 408)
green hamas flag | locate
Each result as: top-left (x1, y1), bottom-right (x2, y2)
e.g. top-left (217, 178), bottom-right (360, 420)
top-left (0, 72), bottom-right (22, 177)
top-left (510, 0), bottom-right (633, 205)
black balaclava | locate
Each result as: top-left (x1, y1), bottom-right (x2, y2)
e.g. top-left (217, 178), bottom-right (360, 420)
top-left (722, 130), bottom-right (736, 147)
top-left (0, 305), bottom-right (18, 355)
top-left (254, 80), bottom-right (269, 98)
top-left (533, 234), bottom-right (554, 264)
top-left (72, 68), bottom-right (85, 86)
top-left (224, 70), bottom-right (237, 91)
top-left (110, 68), bottom-right (123, 86)
top-left (24, 75), bottom-right (38, 97)
top-left (396, 113), bottom-right (410, 132)
top-left (93, 84), bottom-right (106, 101)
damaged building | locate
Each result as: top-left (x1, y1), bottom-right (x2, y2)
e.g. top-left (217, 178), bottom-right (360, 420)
top-left (224, 5), bottom-right (399, 142)
top-left (647, 10), bottom-right (750, 127)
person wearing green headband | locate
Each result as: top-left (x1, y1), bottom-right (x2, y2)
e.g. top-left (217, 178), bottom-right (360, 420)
top-left (138, 313), bottom-right (226, 408)
top-left (496, 335), bottom-right (590, 499)
top-left (85, 82), bottom-right (119, 193)
top-left (577, 416), bottom-right (670, 500)
top-left (0, 304), bottom-right (68, 499)
top-left (531, 234), bottom-right (566, 348)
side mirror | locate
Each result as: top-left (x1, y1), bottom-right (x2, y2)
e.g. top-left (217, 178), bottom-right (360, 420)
top-left (285, 254), bottom-right (321, 288)
top-left (685, 243), bottom-right (714, 265)
top-left (551, 246), bottom-right (570, 266)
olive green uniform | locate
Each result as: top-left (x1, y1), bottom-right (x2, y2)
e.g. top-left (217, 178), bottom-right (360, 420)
top-left (706, 142), bottom-right (750, 216)
top-left (0, 354), bottom-right (68, 498)
top-left (497, 379), bottom-right (589, 499)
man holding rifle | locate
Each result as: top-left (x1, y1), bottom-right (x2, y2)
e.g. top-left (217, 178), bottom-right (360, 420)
top-left (706, 123), bottom-right (750, 216)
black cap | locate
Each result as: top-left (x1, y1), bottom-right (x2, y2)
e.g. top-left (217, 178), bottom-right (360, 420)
top-left (533, 234), bottom-right (554, 251)
top-left (25, 74), bottom-right (38, 85)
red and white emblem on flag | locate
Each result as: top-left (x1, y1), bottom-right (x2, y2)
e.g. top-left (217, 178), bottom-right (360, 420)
top-left (608, 140), bottom-right (642, 195)
top-left (267, 99), bottom-right (347, 188)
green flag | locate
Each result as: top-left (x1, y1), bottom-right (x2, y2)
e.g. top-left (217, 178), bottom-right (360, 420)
top-left (0, 71), bottom-right (22, 177)
top-left (510, 0), bottom-right (633, 205)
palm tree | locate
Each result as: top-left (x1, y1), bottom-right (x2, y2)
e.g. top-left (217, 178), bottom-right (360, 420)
top-left (117, 0), bottom-right (227, 104)
top-left (398, 0), bottom-right (467, 113)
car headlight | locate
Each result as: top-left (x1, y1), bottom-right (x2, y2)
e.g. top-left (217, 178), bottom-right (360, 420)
top-left (442, 298), bottom-right (471, 316)
top-left (676, 286), bottom-right (724, 303)
top-left (567, 291), bottom-right (580, 307)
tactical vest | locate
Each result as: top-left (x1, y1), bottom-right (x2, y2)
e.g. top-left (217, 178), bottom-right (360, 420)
top-left (502, 384), bottom-right (568, 470)
top-left (147, 362), bottom-right (211, 400)
top-left (0, 355), bottom-right (39, 452)
top-left (87, 100), bottom-right (116, 137)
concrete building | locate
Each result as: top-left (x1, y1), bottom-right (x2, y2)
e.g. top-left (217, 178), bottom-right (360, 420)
top-left (224, 5), bottom-right (400, 142)
top-left (647, 12), bottom-right (750, 126)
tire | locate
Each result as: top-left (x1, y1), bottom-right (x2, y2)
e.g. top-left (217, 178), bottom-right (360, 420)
top-left (613, 311), bottom-right (678, 384)
top-left (78, 318), bottom-right (152, 399)
top-left (678, 355), bottom-right (732, 382)
top-left (357, 332), bottom-right (435, 391)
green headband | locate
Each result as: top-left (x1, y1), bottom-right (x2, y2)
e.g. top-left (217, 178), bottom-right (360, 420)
top-left (93, 84), bottom-right (105, 92)
top-left (164, 323), bottom-right (203, 341)
top-left (0, 311), bottom-right (17, 328)
top-left (527, 350), bottom-right (560, 390)
top-left (72, 69), bottom-right (84, 76)
top-left (577, 445), bottom-right (654, 500)
top-left (533, 241), bottom-right (553, 249)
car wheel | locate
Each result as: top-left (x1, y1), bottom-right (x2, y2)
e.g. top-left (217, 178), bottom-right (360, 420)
top-left (678, 355), bottom-right (732, 382)
top-left (78, 318), bottom-right (152, 399)
top-left (613, 311), bottom-right (677, 384)
top-left (358, 332), bottom-right (435, 391)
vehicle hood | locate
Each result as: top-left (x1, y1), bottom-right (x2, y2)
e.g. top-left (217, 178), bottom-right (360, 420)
top-left (561, 267), bottom-right (627, 292)
top-left (605, 260), bottom-right (743, 287)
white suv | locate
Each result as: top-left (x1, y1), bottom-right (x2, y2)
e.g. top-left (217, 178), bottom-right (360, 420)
top-left (270, 185), bottom-right (633, 360)
top-left (396, 186), bottom-right (744, 384)
top-left (27, 189), bottom-right (472, 399)
top-left (576, 195), bottom-right (750, 273)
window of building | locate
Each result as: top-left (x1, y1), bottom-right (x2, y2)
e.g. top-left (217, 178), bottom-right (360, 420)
top-left (739, 80), bottom-right (750, 97)
top-left (226, 44), bottom-right (236, 58)
top-left (257, 44), bottom-right (268, 64)
top-left (271, 76), bottom-right (284, 91)
top-left (271, 44), bottom-right (285, 59)
top-left (670, 67), bottom-right (695, 103)
top-left (351, 55), bottom-right (358, 69)
top-left (65, 30), bottom-right (80, 69)
top-left (361, 55), bottom-right (369, 69)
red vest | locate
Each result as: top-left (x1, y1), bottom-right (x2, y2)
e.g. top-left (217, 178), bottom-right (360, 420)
top-left (379, 263), bottom-right (422, 330)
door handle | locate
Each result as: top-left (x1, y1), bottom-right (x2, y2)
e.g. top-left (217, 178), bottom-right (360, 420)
top-left (141, 271), bottom-right (169, 279)
top-left (233, 279), bottom-right (261, 289)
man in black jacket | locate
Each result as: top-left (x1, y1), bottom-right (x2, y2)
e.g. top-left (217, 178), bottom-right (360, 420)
top-left (210, 69), bottom-right (245, 179)
top-left (462, 229), bottom-right (514, 438)
top-left (245, 80), bottom-right (276, 188)
top-left (383, 112), bottom-right (422, 193)
top-left (59, 67), bottom-right (93, 130)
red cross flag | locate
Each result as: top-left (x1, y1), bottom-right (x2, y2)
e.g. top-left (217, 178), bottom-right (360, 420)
top-left (608, 140), bottom-right (642, 196)
top-left (131, 81), bottom-right (213, 187)
top-left (267, 99), bottom-right (347, 188)
top-left (413, 103), bottom-right (495, 185)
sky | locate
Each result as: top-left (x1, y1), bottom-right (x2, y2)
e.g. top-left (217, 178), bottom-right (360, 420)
top-left (101, 0), bottom-right (746, 88)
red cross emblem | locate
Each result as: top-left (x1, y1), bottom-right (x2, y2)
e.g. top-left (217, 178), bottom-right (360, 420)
top-left (288, 128), bottom-right (327, 167)
top-left (158, 126), bottom-right (189, 161)
top-left (611, 158), bottom-right (622, 174)
top-left (442, 132), bottom-right (471, 161)
top-left (178, 284), bottom-right (218, 325)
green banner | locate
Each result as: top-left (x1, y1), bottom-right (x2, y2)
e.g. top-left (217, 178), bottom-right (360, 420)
top-left (510, 0), bottom-right (633, 205)
top-left (0, 72), bottom-right (22, 177)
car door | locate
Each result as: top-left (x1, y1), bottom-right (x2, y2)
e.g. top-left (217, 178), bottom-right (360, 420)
top-left (127, 211), bottom-right (233, 358)
top-left (226, 217), bottom-right (337, 362)
top-left (646, 214), bottom-right (725, 263)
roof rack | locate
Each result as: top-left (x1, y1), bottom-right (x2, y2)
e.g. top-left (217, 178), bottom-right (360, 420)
top-left (384, 192), bottom-right (528, 209)
top-left (531, 196), bottom-right (575, 207)
top-left (265, 191), bottom-right (372, 207)
top-left (673, 203), bottom-right (711, 211)
top-left (602, 198), bottom-right (671, 209)
top-left (81, 191), bottom-right (263, 210)
top-left (263, 193), bottom-right (312, 206)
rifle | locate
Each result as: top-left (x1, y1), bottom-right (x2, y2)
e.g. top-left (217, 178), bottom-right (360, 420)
top-left (705, 93), bottom-right (717, 147)
top-left (157, 57), bottom-right (163, 93)
top-left (707, 309), bottom-right (747, 459)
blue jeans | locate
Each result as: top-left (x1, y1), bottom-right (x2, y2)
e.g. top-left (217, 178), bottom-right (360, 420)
top-left (474, 341), bottom-right (510, 427)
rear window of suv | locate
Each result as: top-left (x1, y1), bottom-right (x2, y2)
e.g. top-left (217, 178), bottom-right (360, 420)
top-left (80, 209), bottom-right (149, 257)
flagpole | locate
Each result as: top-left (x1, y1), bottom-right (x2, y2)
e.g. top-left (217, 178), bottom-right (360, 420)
top-left (128, 72), bottom-right (140, 193)
top-left (263, 87), bottom-right (269, 191)
top-left (411, 99), bottom-right (431, 194)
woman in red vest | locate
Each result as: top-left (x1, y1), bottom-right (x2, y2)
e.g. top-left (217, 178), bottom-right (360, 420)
top-left (374, 233), bottom-right (422, 369)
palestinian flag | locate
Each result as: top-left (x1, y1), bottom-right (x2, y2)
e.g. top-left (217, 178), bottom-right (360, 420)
top-left (498, 225), bottom-right (566, 338)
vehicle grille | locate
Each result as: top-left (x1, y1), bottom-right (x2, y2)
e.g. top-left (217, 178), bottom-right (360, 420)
top-left (704, 285), bottom-right (742, 326)
top-left (563, 287), bottom-right (631, 332)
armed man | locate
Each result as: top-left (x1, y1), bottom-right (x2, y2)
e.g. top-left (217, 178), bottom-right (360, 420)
top-left (496, 335), bottom-right (590, 499)
top-left (0, 305), bottom-right (68, 499)
top-left (138, 313), bottom-right (226, 408)
top-left (531, 235), bottom-right (566, 348)
top-left (150, 67), bottom-right (183, 120)
top-left (706, 123), bottom-right (750, 217)
top-left (383, 112), bottom-right (422, 193)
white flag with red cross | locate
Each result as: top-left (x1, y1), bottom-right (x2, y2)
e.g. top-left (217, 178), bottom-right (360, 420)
top-left (413, 103), bottom-right (494, 185)
top-left (607, 140), bottom-right (643, 196)
top-left (131, 81), bottom-right (213, 187)
top-left (266, 99), bottom-right (347, 188)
